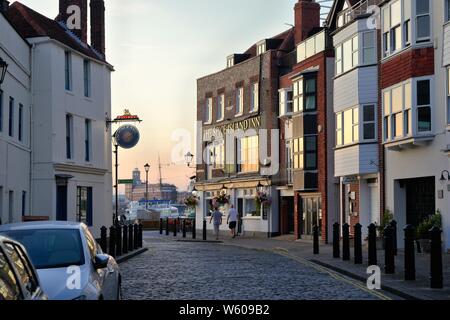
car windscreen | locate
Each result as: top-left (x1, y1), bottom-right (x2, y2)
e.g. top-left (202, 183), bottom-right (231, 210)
top-left (0, 229), bottom-right (85, 269)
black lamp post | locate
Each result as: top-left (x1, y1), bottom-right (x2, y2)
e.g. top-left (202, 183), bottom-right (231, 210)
top-left (0, 57), bottom-right (8, 88)
top-left (144, 163), bottom-right (150, 210)
top-left (184, 152), bottom-right (194, 168)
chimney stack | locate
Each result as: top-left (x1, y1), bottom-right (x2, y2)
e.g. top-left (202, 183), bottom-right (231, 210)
top-left (90, 0), bottom-right (105, 57)
top-left (56, 0), bottom-right (88, 43)
top-left (294, 0), bottom-right (321, 44)
top-left (0, 0), bottom-right (10, 13)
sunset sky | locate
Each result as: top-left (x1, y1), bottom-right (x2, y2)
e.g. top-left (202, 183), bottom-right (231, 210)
top-left (18, 0), bottom-right (321, 191)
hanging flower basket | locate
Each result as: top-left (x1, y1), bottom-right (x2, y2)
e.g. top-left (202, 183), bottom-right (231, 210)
top-left (212, 193), bottom-right (230, 207)
top-left (255, 191), bottom-right (271, 212)
top-left (184, 195), bottom-right (199, 208)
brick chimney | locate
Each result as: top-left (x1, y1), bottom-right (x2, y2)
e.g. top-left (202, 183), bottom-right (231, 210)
top-left (90, 0), bottom-right (105, 58)
top-left (294, 0), bottom-right (321, 45)
top-left (0, 0), bottom-right (10, 13)
top-left (56, 0), bottom-right (88, 43)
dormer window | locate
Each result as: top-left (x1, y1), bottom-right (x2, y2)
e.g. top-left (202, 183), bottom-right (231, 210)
top-left (337, 2), bottom-right (352, 28)
top-left (227, 56), bottom-right (234, 68)
top-left (257, 41), bottom-right (266, 55)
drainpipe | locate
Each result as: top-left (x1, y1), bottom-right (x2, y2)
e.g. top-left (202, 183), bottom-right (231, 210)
top-left (29, 43), bottom-right (35, 216)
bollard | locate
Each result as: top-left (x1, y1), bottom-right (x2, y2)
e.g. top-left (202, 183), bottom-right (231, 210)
top-left (354, 224), bottom-right (363, 265)
top-left (100, 226), bottom-right (107, 253)
top-left (192, 219), bottom-right (196, 240)
top-left (342, 223), bottom-right (350, 261)
top-left (134, 224), bottom-right (139, 250)
top-left (173, 219), bottom-right (177, 237)
top-left (128, 224), bottom-right (134, 252)
top-left (160, 218), bottom-right (163, 235)
top-left (108, 226), bottom-right (116, 258)
top-left (333, 223), bottom-right (340, 258)
top-left (404, 225), bottom-right (416, 281)
top-left (139, 223), bottom-right (143, 248)
top-left (368, 223), bottom-right (377, 266)
top-left (122, 225), bottom-right (128, 255)
top-left (313, 225), bottom-right (319, 255)
top-left (390, 220), bottom-right (398, 256)
top-left (165, 218), bottom-right (170, 236)
top-left (384, 224), bottom-right (395, 274)
top-left (203, 219), bottom-right (207, 241)
top-left (177, 218), bottom-right (181, 234)
top-left (116, 225), bottom-right (122, 257)
top-left (183, 219), bottom-right (187, 238)
top-left (430, 226), bottom-right (443, 289)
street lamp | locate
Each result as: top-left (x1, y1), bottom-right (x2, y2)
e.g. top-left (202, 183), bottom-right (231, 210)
top-left (0, 57), bottom-right (8, 87)
top-left (144, 163), bottom-right (150, 209)
top-left (184, 152), bottom-right (194, 168)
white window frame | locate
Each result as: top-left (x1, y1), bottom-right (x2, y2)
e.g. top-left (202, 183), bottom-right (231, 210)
top-left (235, 87), bottom-right (244, 117)
top-left (335, 34), bottom-right (359, 76)
top-left (279, 88), bottom-right (293, 117)
top-left (204, 97), bottom-right (212, 124)
top-left (362, 31), bottom-right (376, 65)
top-left (216, 94), bottom-right (225, 122)
top-left (415, 0), bottom-right (431, 43)
top-left (250, 82), bottom-right (259, 113)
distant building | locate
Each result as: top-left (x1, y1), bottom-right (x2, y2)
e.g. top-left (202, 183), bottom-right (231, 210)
top-left (125, 168), bottom-right (178, 203)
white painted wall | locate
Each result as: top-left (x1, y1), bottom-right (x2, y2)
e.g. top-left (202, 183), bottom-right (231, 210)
top-left (0, 13), bottom-right (31, 224)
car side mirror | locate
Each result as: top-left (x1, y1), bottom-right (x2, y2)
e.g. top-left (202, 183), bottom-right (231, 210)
top-left (94, 254), bottom-right (109, 270)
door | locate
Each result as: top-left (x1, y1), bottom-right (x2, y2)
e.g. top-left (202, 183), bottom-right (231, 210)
top-left (56, 186), bottom-right (68, 221)
top-left (406, 177), bottom-right (435, 227)
top-left (286, 197), bottom-right (295, 234)
top-left (237, 199), bottom-right (244, 235)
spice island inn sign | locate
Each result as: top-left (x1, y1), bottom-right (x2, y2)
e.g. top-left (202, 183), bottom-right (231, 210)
top-left (203, 116), bottom-right (261, 141)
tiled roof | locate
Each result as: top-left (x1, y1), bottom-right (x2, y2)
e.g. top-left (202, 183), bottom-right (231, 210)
top-left (6, 1), bottom-right (107, 63)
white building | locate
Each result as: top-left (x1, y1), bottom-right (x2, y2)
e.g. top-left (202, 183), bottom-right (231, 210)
top-left (0, 4), bottom-right (31, 225)
top-left (5, 0), bottom-right (113, 237)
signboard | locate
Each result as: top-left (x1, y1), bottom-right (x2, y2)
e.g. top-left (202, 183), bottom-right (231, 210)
top-left (118, 179), bottom-right (134, 185)
top-left (113, 109), bottom-right (141, 123)
top-left (203, 116), bottom-right (261, 141)
top-left (114, 125), bottom-right (140, 149)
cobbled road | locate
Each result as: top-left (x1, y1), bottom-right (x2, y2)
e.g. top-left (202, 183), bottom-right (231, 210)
top-left (120, 235), bottom-right (384, 300)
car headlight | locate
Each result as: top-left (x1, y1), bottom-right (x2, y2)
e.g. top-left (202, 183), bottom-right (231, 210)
top-left (73, 295), bottom-right (87, 301)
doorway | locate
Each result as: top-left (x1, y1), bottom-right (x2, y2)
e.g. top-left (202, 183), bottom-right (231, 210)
top-left (237, 198), bottom-right (244, 235)
top-left (281, 197), bottom-right (295, 234)
top-left (56, 186), bottom-right (68, 221)
top-left (405, 177), bottom-right (435, 227)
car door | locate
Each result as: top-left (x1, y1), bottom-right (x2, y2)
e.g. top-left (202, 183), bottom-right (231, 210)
top-left (0, 244), bottom-right (23, 300)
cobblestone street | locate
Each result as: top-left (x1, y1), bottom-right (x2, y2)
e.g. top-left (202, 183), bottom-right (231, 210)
top-left (120, 233), bottom-right (391, 300)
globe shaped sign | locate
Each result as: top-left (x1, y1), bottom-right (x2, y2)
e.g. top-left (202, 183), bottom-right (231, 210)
top-left (114, 125), bottom-right (140, 149)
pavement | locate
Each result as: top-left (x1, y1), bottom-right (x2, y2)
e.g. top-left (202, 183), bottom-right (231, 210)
top-left (119, 231), bottom-right (401, 300)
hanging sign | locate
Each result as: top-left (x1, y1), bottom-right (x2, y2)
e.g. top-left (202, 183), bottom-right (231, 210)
top-left (114, 125), bottom-right (140, 149)
top-left (113, 109), bottom-right (142, 123)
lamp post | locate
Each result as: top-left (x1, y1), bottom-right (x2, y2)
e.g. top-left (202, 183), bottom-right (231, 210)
top-left (184, 152), bottom-right (195, 168)
top-left (144, 163), bottom-right (150, 210)
top-left (0, 57), bottom-right (8, 88)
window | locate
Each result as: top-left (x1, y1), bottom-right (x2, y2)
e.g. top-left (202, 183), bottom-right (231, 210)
top-left (216, 94), bottom-right (225, 122)
top-left (21, 191), bottom-right (26, 217)
top-left (293, 137), bottom-right (304, 170)
top-left (446, 0), bottom-right (450, 23)
top-left (293, 78), bottom-right (303, 112)
top-left (0, 90), bottom-right (3, 132)
top-left (292, 136), bottom-right (317, 170)
top-left (250, 82), bottom-right (259, 112)
top-left (64, 51), bottom-right (72, 91)
top-left (77, 187), bottom-right (93, 226)
top-left (18, 104), bottom-right (23, 142)
top-left (336, 35), bottom-right (359, 75)
top-left (208, 141), bottom-right (225, 169)
top-left (336, 107), bottom-right (359, 146)
top-left (204, 97), bottom-right (212, 124)
top-left (83, 59), bottom-right (91, 97)
top-left (85, 119), bottom-right (91, 162)
top-left (416, 0), bottom-right (430, 42)
top-left (335, 44), bottom-right (342, 75)
top-left (8, 97), bottom-right (13, 137)
top-left (363, 105), bottom-right (376, 140)
top-left (447, 68), bottom-right (450, 125)
top-left (336, 113), bottom-right (343, 146)
top-left (279, 89), bottom-right (293, 116)
top-left (296, 30), bottom-right (328, 63)
top-left (237, 135), bottom-right (259, 173)
top-left (0, 248), bottom-right (22, 300)
top-left (66, 114), bottom-right (73, 159)
top-left (236, 87), bottom-right (243, 116)
top-left (227, 56), bottom-right (234, 68)
top-left (417, 79), bottom-right (431, 132)
top-left (286, 140), bottom-right (293, 184)
top-left (293, 75), bottom-right (317, 112)
top-left (257, 41), bottom-right (266, 55)
top-left (390, 0), bottom-right (402, 52)
top-left (305, 77), bottom-right (317, 110)
top-left (362, 32), bottom-right (376, 64)
top-left (8, 191), bottom-right (13, 223)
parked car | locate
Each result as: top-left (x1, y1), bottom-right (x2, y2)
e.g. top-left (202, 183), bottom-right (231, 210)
top-left (0, 235), bottom-right (47, 300)
top-left (0, 221), bottom-right (121, 300)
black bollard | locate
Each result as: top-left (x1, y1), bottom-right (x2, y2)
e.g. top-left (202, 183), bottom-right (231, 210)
top-left (404, 225), bottom-right (416, 281)
top-left (128, 224), bottom-right (134, 252)
top-left (122, 225), bottom-right (128, 255)
top-left (139, 223), bottom-right (143, 248)
top-left (192, 219), bottom-right (196, 240)
top-left (116, 225), bottom-right (122, 257)
top-left (100, 226), bottom-right (107, 253)
top-left (354, 223), bottom-right (363, 265)
top-left (183, 219), bottom-right (187, 238)
top-left (313, 225), bottom-right (319, 255)
top-left (430, 226), bottom-right (443, 289)
top-left (108, 226), bottom-right (116, 258)
top-left (333, 223), bottom-right (340, 258)
top-left (173, 219), bottom-right (177, 237)
top-left (134, 224), bottom-right (139, 250)
top-left (160, 218), bottom-right (163, 235)
top-left (384, 224), bottom-right (395, 274)
top-left (368, 223), bottom-right (377, 266)
top-left (203, 219), bottom-right (207, 241)
top-left (342, 223), bottom-right (350, 261)
top-left (165, 218), bottom-right (170, 236)
top-left (390, 220), bottom-right (398, 256)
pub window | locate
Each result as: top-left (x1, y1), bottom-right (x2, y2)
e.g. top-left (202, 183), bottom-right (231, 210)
top-left (237, 135), bottom-right (259, 173)
top-left (77, 187), bottom-right (93, 226)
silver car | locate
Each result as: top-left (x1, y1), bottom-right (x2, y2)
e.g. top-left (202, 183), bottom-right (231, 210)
top-left (0, 235), bottom-right (47, 300)
top-left (0, 221), bottom-right (121, 300)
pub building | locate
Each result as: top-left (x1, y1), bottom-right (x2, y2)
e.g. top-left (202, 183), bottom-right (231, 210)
top-left (194, 28), bottom-right (294, 237)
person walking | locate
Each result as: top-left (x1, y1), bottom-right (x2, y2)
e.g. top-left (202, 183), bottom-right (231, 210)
top-left (210, 207), bottom-right (223, 240)
top-left (227, 205), bottom-right (238, 239)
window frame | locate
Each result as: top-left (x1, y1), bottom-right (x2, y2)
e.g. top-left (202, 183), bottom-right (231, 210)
top-left (204, 97), bottom-right (212, 124)
top-left (8, 97), bottom-right (14, 138)
top-left (216, 93), bottom-right (225, 122)
top-left (18, 104), bottom-right (23, 142)
top-left (0, 90), bottom-right (3, 133)
top-left (83, 59), bottom-right (91, 98)
top-left (66, 114), bottom-right (73, 160)
top-left (235, 86), bottom-right (244, 117)
top-left (85, 119), bottom-right (91, 162)
top-left (250, 82), bottom-right (259, 113)
top-left (64, 51), bottom-right (72, 92)
top-left (237, 135), bottom-right (259, 174)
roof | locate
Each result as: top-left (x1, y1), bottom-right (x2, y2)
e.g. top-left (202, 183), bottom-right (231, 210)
top-left (6, 1), bottom-right (109, 64)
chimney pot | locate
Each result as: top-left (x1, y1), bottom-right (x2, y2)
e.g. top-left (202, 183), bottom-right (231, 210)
top-left (294, 0), bottom-right (321, 44)
top-left (56, 0), bottom-right (88, 43)
top-left (90, 0), bottom-right (106, 58)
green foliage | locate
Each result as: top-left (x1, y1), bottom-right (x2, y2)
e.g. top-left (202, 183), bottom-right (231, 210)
top-left (377, 209), bottom-right (394, 235)
top-left (416, 211), bottom-right (442, 239)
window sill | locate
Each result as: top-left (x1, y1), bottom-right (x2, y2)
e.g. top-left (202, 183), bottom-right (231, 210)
top-left (383, 135), bottom-right (434, 151)
top-left (235, 112), bottom-right (244, 118)
top-left (216, 118), bottom-right (225, 123)
top-left (249, 109), bottom-right (259, 114)
top-left (65, 90), bottom-right (74, 96)
top-left (84, 96), bottom-right (93, 102)
top-left (203, 121), bottom-right (212, 126)
top-left (279, 112), bottom-right (294, 119)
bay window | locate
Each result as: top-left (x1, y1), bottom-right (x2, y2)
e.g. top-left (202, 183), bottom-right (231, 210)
top-left (362, 31), bottom-right (376, 64)
top-left (416, 0), bottom-right (431, 42)
top-left (279, 88), bottom-right (293, 116)
top-left (293, 74), bottom-right (317, 113)
top-left (336, 106), bottom-right (369, 147)
top-left (293, 136), bottom-right (317, 170)
top-left (237, 135), bottom-right (259, 173)
top-left (335, 35), bottom-right (359, 75)
top-left (216, 94), bottom-right (225, 122)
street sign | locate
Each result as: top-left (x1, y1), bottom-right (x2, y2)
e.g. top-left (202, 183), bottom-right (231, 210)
top-left (114, 124), bottom-right (140, 149)
top-left (118, 179), bottom-right (134, 185)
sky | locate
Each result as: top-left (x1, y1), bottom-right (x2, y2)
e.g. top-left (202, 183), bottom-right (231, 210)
top-left (18, 0), bottom-right (320, 191)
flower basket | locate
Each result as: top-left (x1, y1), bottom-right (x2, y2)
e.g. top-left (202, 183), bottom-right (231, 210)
top-left (213, 193), bottom-right (230, 207)
top-left (255, 191), bottom-right (271, 213)
top-left (184, 195), bottom-right (199, 209)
